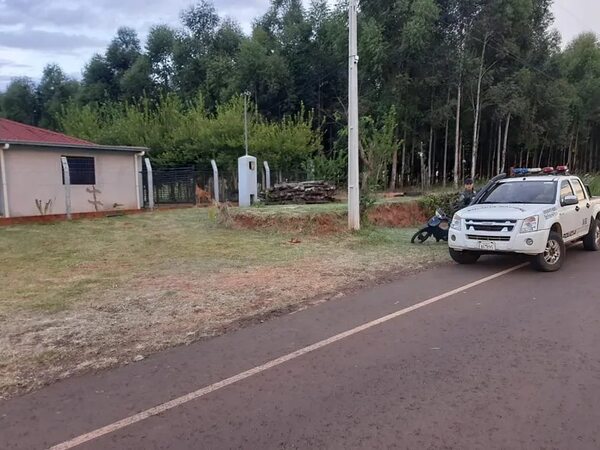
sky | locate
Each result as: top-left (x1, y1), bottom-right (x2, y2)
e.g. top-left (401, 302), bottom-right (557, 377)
top-left (0, 0), bottom-right (599, 90)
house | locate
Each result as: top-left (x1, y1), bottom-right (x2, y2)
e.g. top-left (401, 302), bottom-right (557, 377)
top-left (0, 118), bottom-right (150, 218)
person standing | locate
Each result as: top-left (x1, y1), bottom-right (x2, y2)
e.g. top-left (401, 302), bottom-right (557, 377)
top-left (458, 178), bottom-right (476, 209)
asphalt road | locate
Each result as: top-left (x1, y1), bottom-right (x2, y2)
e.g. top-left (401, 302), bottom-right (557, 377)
top-left (2, 248), bottom-right (600, 449)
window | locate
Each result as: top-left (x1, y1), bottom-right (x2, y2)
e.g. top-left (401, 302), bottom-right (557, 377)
top-left (571, 179), bottom-right (587, 202)
top-left (62, 156), bottom-right (95, 185)
top-left (560, 180), bottom-right (574, 199)
top-left (480, 181), bottom-right (557, 205)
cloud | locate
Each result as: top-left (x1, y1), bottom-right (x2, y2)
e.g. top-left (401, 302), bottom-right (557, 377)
top-left (0, 58), bottom-right (30, 69)
top-left (552, 0), bottom-right (600, 46)
top-left (1, 0), bottom-right (102, 28)
top-left (0, 30), bottom-right (106, 52)
top-left (0, 74), bottom-right (15, 86)
top-left (0, 0), bottom-right (273, 91)
top-left (0, 0), bottom-right (270, 34)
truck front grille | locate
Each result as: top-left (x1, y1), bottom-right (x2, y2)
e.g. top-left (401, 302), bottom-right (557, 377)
top-left (467, 235), bottom-right (511, 242)
top-left (465, 219), bottom-right (517, 232)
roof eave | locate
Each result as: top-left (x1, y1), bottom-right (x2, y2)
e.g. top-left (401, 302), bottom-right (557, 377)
top-left (0, 140), bottom-right (150, 153)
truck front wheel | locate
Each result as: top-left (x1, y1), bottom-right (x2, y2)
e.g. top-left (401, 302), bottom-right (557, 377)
top-left (582, 217), bottom-right (600, 251)
top-left (532, 231), bottom-right (565, 272)
top-left (449, 248), bottom-right (481, 265)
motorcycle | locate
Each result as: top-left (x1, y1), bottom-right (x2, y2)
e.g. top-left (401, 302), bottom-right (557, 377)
top-left (411, 208), bottom-right (450, 244)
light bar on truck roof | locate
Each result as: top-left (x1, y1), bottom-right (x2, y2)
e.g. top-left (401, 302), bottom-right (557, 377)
top-left (512, 166), bottom-right (569, 176)
top-left (513, 168), bottom-right (542, 175)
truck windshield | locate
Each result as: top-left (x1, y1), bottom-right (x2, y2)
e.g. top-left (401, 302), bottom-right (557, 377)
top-left (479, 181), bottom-right (557, 204)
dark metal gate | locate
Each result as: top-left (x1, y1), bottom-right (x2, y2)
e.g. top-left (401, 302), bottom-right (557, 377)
top-left (142, 167), bottom-right (197, 205)
top-left (141, 166), bottom-right (239, 206)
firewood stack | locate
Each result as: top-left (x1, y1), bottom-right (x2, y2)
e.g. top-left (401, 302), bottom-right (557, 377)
top-left (264, 181), bottom-right (336, 204)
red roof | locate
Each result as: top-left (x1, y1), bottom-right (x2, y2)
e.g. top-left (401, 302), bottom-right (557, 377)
top-left (0, 118), bottom-right (94, 146)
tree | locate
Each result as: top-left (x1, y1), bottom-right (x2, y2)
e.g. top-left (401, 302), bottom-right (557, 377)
top-left (358, 107), bottom-right (399, 190)
top-left (174, 0), bottom-right (221, 97)
top-left (146, 25), bottom-right (177, 91)
top-left (81, 54), bottom-right (116, 103)
top-left (1, 78), bottom-right (38, 124)
top-left (120, 56), bottom-right (154, 100)
top-left (236, 27), bottom-right (294, 119)
top-left (106, 27), bottom-right (142, 76)
top-left (37, 64), bottom-right (79, 129)
top-left (205, 19), bottom-right (245, 106)
top-left (180, 1), bottom-right (220, 43)
top-left (560, 33), bottom-right (600, 171)
top-left (4, 0), bottom-right (600, 183)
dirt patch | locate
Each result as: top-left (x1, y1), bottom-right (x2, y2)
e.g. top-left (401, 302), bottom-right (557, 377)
top-left (232, 212), bottom-right (346, 234)
top-left (368, 201), bottom-right (428, 228)
top-left (232, 202), bottom-right (427, 233)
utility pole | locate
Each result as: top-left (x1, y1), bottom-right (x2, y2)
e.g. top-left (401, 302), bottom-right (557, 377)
top-left (243, 91), bottom-right (250, 156)
top-left (348, 0), bottom-right (360, 230)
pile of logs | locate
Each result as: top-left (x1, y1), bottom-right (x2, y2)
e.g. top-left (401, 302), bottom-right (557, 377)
top-left (264, 181), bottom-right (336, 204)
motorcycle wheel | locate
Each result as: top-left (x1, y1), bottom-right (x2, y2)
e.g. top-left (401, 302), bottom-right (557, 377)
top-left (411, 229), bottom-right (432, 244)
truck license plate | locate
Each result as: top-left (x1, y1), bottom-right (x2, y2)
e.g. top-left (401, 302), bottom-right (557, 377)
top-left (479, 241), bottom-right (496, 251)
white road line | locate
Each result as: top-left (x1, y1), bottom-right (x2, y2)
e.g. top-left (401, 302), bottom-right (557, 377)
top-left (49, 263), bottom-right (527, 450)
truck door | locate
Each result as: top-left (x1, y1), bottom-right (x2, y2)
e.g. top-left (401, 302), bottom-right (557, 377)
top-left (571, 178), bottom-right (591, 237)
top-left (558, 180), bottom-right (580, 241)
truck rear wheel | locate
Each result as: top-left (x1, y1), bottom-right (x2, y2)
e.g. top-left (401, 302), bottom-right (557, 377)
top-left (532, 231), bottom-right (565, 272)
top-left (582, 217), bottom-right (600, 251)
top-left (449, 248), bottom-right (480, 265)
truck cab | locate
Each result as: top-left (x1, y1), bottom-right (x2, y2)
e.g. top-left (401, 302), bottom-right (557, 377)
top-left (448, 167), bottom-right (600, 271)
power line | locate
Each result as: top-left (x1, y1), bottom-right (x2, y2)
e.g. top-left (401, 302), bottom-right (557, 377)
top-left (470, 34), bottom-right (558, 82)
top-left (554, 2), bottom-right (589, 31)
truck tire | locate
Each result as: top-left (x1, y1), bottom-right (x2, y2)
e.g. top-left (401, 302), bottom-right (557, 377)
top-left (532, 231), bottom-right (565, 272)
top-left (582, 217), bottom-right (600, 251)
top-left (449, 248), bottom-right (480, 265)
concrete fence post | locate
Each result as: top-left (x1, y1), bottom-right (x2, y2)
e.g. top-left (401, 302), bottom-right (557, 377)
top-left (60, 156), bottom-right (72, 220)
top-left (144, 157), bottom-right (154, 210)
top-left (0, 144), bottom-right (10, 218)
top-left (211, 159), bottom-right (219, 203)
top-left (263, 161), bottom-right (271, 190)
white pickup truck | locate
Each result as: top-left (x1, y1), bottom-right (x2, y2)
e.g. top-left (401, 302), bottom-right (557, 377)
top-left (448, 169), bottom-right (600, 271)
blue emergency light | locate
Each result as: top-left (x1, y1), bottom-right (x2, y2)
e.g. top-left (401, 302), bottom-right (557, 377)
top-left (513, 166), bottom-right (568, 176)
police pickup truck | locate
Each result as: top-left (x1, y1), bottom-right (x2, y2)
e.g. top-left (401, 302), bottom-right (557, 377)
top-left (448, 167), bottom-right (600, 271)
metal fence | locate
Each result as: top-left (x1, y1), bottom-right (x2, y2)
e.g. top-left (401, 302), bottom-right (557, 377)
top-left (141, 164), bottom-right (313, 207)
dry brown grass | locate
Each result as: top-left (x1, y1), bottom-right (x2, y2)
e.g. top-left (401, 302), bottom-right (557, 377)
top-left (0, 207), bottom-right (446, 399)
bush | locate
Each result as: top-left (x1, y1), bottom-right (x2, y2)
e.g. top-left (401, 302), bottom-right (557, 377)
top-left (418, 192), bottom-right (460, 217)
top-left (582, 174), bottom-right (600, 196)
top-left (359, 188), bottom-right (377, 222)
top-left (207, 201), bottom-right (233, 228)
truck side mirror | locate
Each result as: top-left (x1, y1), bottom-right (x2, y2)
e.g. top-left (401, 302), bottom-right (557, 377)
top-left (585, 184), bottom-right (592, 198)
top-left (561, 195), bottom-right (578, 206)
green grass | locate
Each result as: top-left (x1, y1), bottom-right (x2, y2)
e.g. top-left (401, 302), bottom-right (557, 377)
top-left (0, 207), bottom-right (445, 315)
top-left (247, 202), bottom-right (348, 217)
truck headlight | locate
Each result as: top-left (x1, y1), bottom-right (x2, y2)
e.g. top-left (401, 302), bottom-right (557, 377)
top-left (450, 215), bottom-right (462, 231)
top-left (520, 216), bottom-right (539, 233)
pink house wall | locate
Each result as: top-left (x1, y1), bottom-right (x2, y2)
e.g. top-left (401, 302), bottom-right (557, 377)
top-left (4, 146), bottom-right (141, 218)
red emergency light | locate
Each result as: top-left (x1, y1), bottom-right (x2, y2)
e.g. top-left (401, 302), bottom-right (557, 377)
top-left (542, 167), bottom-right (554, 174)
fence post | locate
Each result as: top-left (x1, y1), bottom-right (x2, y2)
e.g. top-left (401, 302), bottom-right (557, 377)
top-left (60, 156), bottom-right (72, 220)
top-left (210, 159), bottom-right (219, 203)
top-left (144, 157), bottom-right (154, 210)
top-left (263, 161), bottom-right (271, 190)
top-left (134, 153), bottom-right (142, 209)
